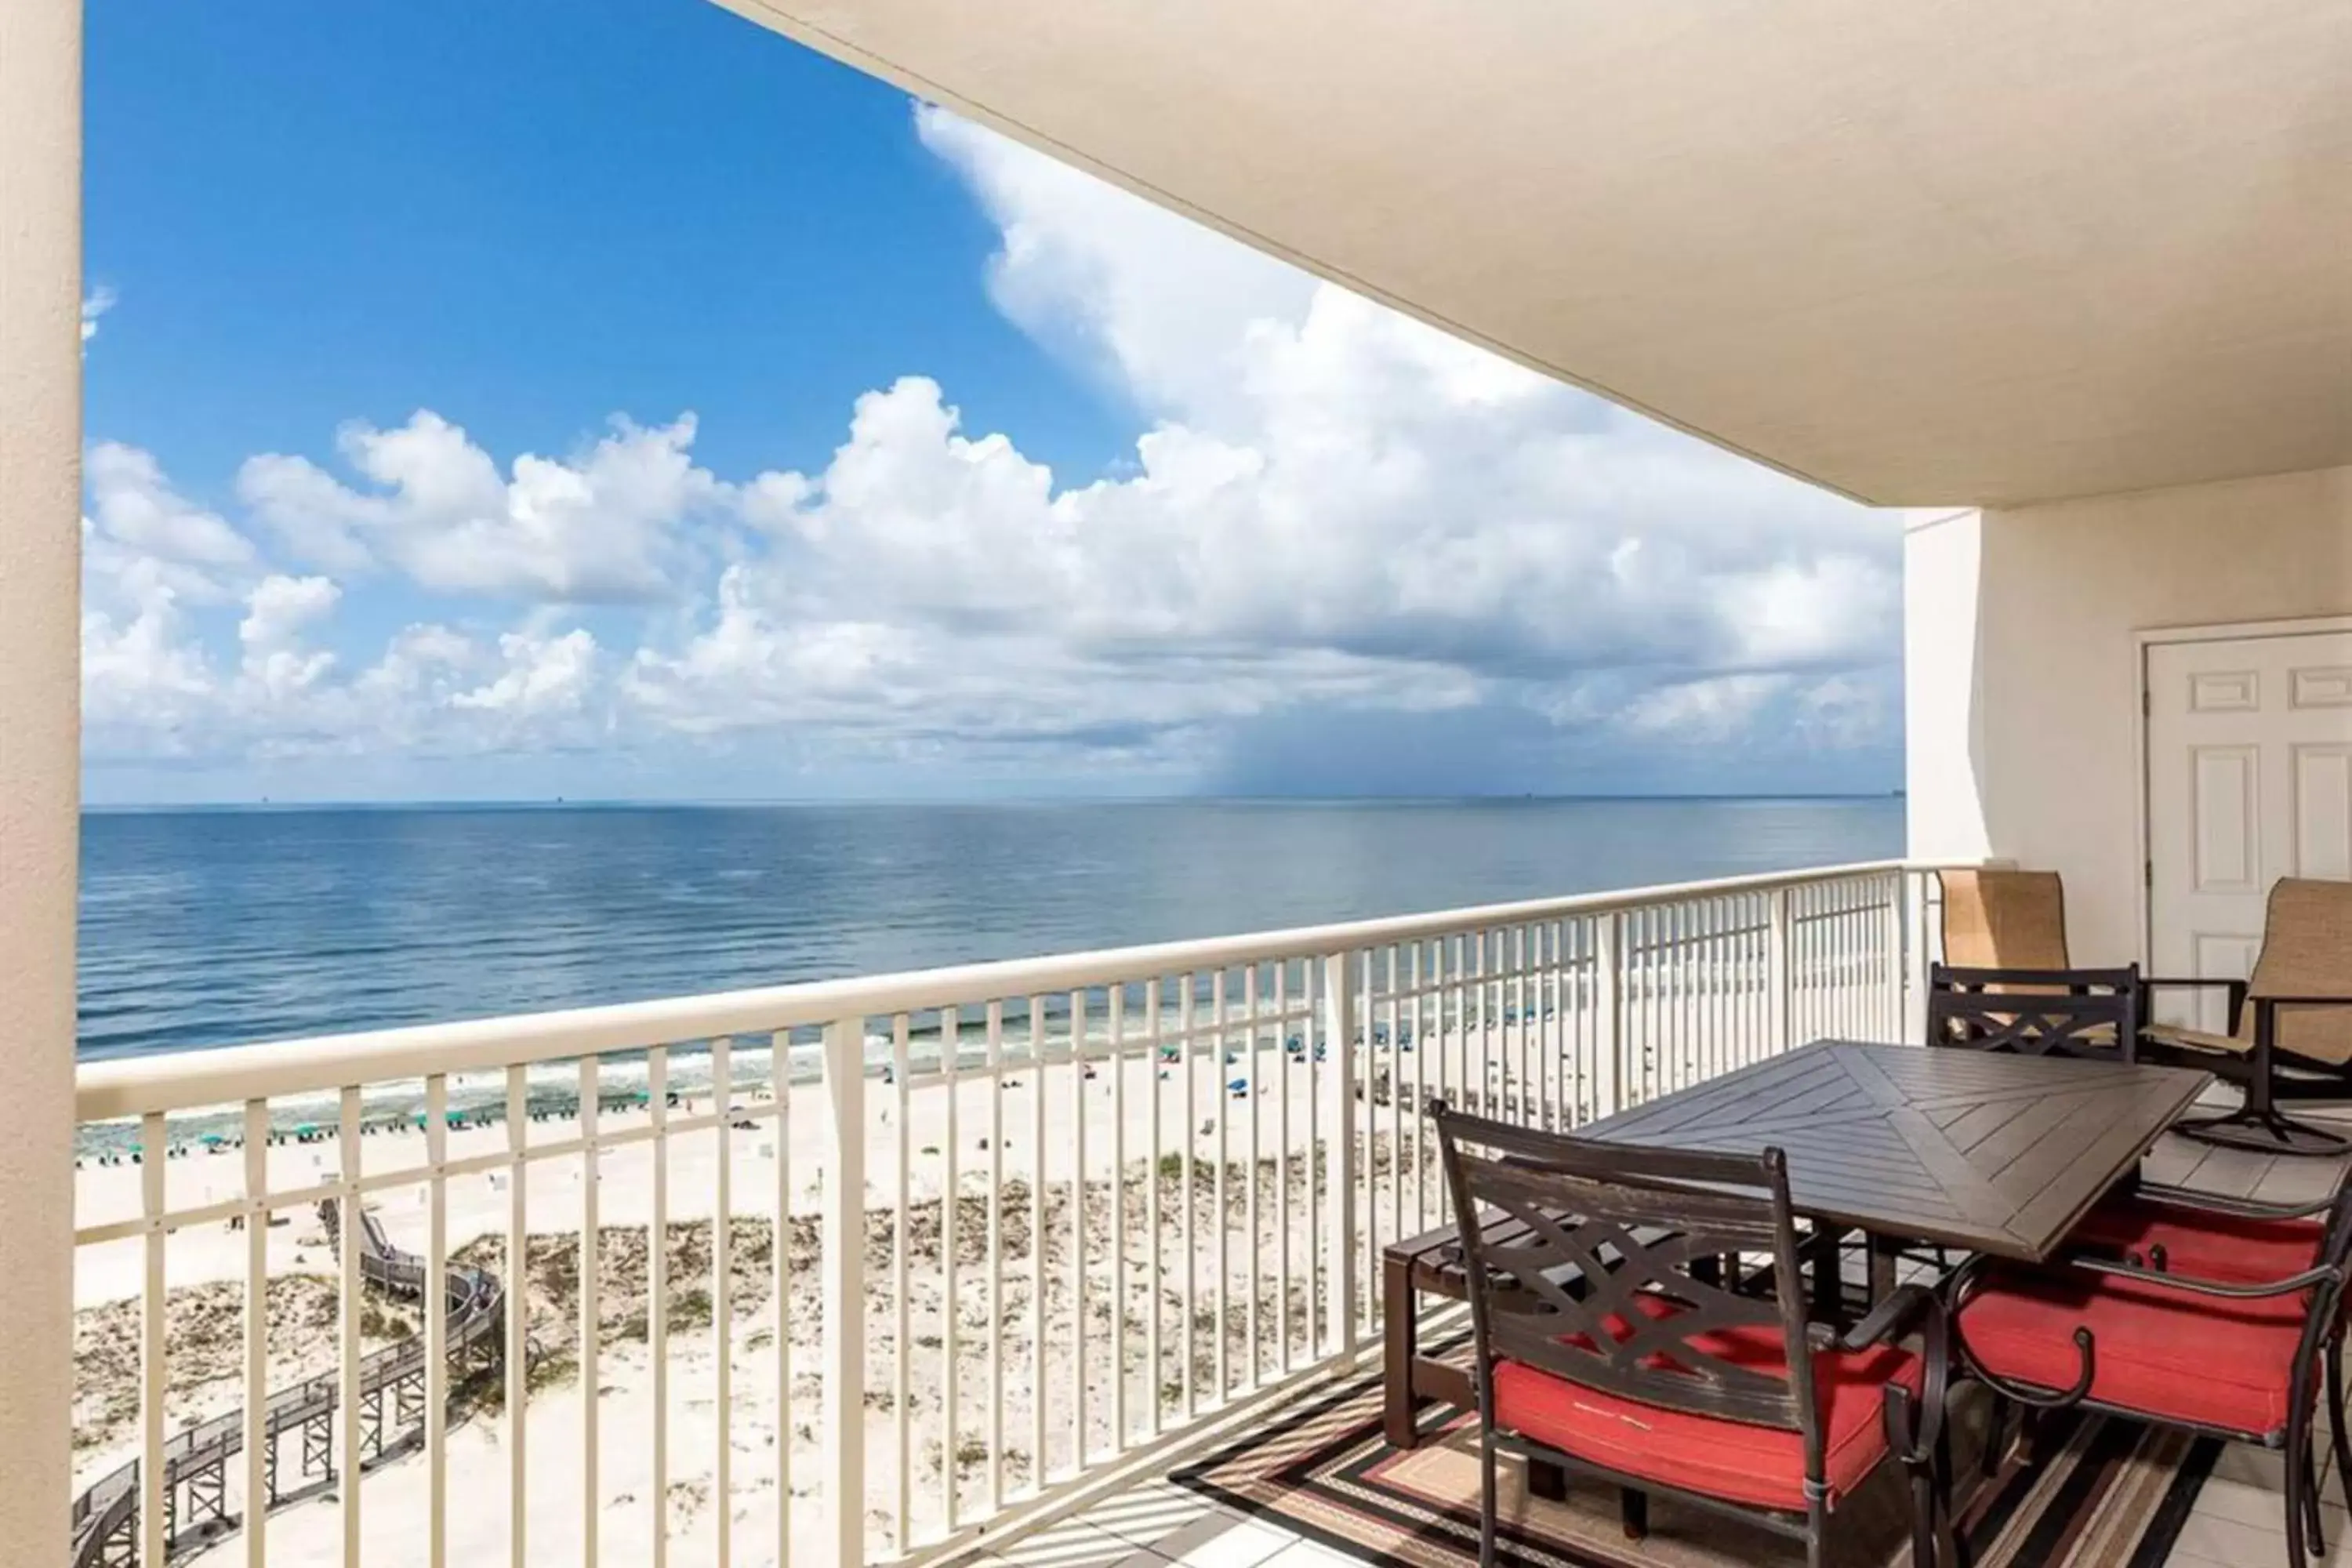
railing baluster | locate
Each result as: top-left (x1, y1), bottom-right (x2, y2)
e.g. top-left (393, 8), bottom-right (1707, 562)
top-left (504, 1065), bottom-right (528, 1568)
top-left (1519, 928), bottom-right (1535, 1124)
top-left (986, 998), bottom-right (1007, 1509)
top-left (1180, 974), bottom-right (1197, 1422)
top-left (1244, 964), bottom-right (1262, 1385)
top-left (713, 1033), bottom-right (735, 1566)
top-left (426, 1072), bottom-right (449, 1568)
top-left (1595, 914), bottom-right (1623, 1119)
top-left (1303, 961), bottom-right (1319, 1364)
top-left (1884, 873), bottom-right (1905, 1040)
top-left (772, 1029), bottom-right (793, 1568)
top-left (941, 1005), bottom-right (960, 1534)
top-left (340, 1085), bottom-right (365, 1568)
top-left (1069, 986), bottom-right (1089, 1465)
top-left (890, 1014), bottom-right (910, 1547)
top-left (820, 1018), bottom-right (866, 1568)
top-left (1210, 967), bottom-right (1228, 1404)
top-left (1321, 950), bottom-right (1359, 1354)
top-left (1547, 921), bottom-right (1566, 1127)
top-left (1432, 935), bottom-right (1450, 1123)
top-left (141, 1109), bottom-right (167, 1568)
top-left (649, 1047), bottom-right (670, 1566)
top-left (243, 1097), bottom-right (269, 1568)
top-left (1027, 994), bottom-right (1046, 1492)
top-left (1273, 961), bottom-right (1292, 1374)
top-left (1384, 946), bottom-right (1401, 1306)
top-left (1109, 982), bottom-right (1129, 1442)
top-left (579, 1056), bottom-right (601, 1568)
top-left (1768, 887), bottom-right (1793, 1056)
top-left (1686, 903), bottom-right (1704, 1089)
top-left (1144, 975), bottom-right (1163, 1436)
top-left (1409, 942), bottom-right (1427, 1232)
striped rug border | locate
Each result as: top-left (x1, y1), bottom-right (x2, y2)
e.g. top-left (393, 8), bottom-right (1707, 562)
top-left (1171, 1358), bottom-right (2220, 1568)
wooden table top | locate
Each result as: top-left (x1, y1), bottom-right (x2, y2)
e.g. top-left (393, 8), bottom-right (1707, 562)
top-left (1581, 1040), bottom-right (2213, 1261)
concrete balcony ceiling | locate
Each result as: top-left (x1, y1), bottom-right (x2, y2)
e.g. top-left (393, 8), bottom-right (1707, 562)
top-left (714, 0), bottom-right (2352, 509)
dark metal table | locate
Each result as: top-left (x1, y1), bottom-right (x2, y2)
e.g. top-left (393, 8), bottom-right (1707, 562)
top-left (1379, 1039), bottom-right (2212, 1449)
top-left (1586, 1040), bottom-right (2211, 1262)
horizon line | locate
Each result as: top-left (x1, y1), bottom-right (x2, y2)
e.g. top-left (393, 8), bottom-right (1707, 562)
top-left (84, 789), bottom-right (1907, 813)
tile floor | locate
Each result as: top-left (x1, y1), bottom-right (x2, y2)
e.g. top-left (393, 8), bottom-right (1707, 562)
top-left (956, 1117), bottom-right (2352, 1568)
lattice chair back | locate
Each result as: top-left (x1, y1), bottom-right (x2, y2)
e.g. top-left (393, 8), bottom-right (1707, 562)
top-left (1927, 963), bottom-right (2141, 1060)
top-left (1428, 1102), bottom-right (1827, 1486)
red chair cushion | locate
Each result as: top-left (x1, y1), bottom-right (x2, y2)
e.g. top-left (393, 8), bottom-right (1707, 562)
top-left (2068, 1196), bottom-right (2322, 1284)
top-left (1958, 1265), bottom-right (2311, 1437)
top-left (1490, 1294), bottom-right (1922, 1512)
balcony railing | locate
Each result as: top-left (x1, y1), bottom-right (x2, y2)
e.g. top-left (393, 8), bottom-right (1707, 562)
top-left (68, 858), bottom-right (1953, 1568)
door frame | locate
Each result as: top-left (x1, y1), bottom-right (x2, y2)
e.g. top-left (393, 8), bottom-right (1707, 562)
top-left (2134, 613), bottom-right (2352, 968)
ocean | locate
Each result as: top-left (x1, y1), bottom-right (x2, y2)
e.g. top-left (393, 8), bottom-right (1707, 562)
top-left (78, 798), bottom-right (1902, 1063)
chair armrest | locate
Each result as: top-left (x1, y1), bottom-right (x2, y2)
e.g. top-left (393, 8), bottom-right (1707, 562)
top-left (2141, 975), bottom-right (2249, 1036)
top-left (1835, 1283), bottom-right (1940, 1353)
top-left (2255, 996), bottom-right (2352, 1010)
top-left (2129, 1179), bottom-right (2339, 1222)
top-left (2067, 1254), bottom-right (2339, 1299)
top-left (1823, 1285), bottom-right (1952, 1469)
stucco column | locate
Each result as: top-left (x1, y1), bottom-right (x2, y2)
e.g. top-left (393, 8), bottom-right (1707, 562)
top-left (0, 0), bottom-right (83, 1559)
top-left (1902, 508), bottom-right (1992, 863)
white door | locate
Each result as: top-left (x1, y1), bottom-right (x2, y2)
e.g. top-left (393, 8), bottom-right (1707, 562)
top-left (2147, 629), bottom-right (2352, 1031)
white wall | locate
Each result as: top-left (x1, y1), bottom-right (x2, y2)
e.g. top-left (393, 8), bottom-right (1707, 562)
top-left (0, 0), bottom-right (82, 1558)
top-left (1906, 465), bottom-right (2352, 966)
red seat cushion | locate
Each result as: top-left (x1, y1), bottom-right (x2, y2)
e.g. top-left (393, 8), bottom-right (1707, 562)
top-left (2068, 1196), bottom-right (2322, 1284)
top-left (1490, 1294), bottom-right (1922, 1512)
top-left (1958, 1265), bottom-right (2312, 1437)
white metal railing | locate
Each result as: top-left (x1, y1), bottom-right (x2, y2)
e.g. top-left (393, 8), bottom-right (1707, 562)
top-left (67, 858), bottom-right (1956, 1568)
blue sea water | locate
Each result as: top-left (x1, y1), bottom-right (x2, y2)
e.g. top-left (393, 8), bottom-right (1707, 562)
top-left (78, 798), bottom-right (1903, 1062)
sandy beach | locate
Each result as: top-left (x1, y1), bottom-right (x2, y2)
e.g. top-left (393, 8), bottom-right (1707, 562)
top-left (71, 1038), bottom-right (1494, 1566)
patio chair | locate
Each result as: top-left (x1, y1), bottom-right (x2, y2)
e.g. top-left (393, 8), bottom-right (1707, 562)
top-left (2067, 1181), bottom-right (2334, 1288)
top-left (2141, 878), bottom-right (2352, 1156)
top-left (1951, 1177), bottom-right (2352, 1568)
top-left (1939, 868), bottom-right (2074, 974)
top-left (1428, 1101), bottom-right (1957, 1568)
top-left (1926, 963), bottom-right (2139, 1060)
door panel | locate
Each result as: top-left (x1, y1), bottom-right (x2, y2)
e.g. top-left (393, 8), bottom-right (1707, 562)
top-left (2293, 745), bottom-right (2352, 880)
top-left (2191, 746), bottom-right (2259, 891)
top-left (2147, 630), bottom-right (2352, 1029)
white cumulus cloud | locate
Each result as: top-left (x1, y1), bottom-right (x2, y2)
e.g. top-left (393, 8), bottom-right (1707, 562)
top-left (81, 103), bottom-right (1900, 793)
top-left (238, 411), bottom-right (731, 602)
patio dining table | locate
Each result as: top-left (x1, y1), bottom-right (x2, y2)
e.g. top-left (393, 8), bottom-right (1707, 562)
top-left (1583, 1039), bottom-right (2212, 1265)
top-left (1381, 1038), bottom-right (2213, 1449)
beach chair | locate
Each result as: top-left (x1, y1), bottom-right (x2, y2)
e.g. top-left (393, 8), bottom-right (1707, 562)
top-left (2143, 878), bottom-right (2352, 1156)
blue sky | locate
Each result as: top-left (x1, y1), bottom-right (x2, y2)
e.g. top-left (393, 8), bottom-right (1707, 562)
top-left (81, 0), bottom-right (1904, 804)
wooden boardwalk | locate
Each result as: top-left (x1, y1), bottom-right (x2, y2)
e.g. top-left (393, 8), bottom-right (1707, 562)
top-left (68, 1203), bottom-right (505, 1568)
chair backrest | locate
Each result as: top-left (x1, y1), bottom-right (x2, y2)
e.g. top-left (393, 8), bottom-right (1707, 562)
top-left (1428, 1102), bottom-right (1822, 1472)
top-left (2247, 878), bottom-right (2352, 1064)
top-left (2283, 1181), bottom-right (2352, 1378)
top-left (1927, 964), bottom-right (2141, 1060)
top-left (1940, 869), bottom-right (2072, 972)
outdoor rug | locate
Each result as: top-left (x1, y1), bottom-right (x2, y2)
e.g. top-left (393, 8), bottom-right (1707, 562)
top-left (1171, 1352), bottom-right (2219, 1568)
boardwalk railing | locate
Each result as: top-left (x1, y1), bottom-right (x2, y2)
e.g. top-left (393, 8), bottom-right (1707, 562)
top-left (69, 1203), bottom-right (503, 1567)
top-left (69, 859), bottom-right (1958, 1567)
